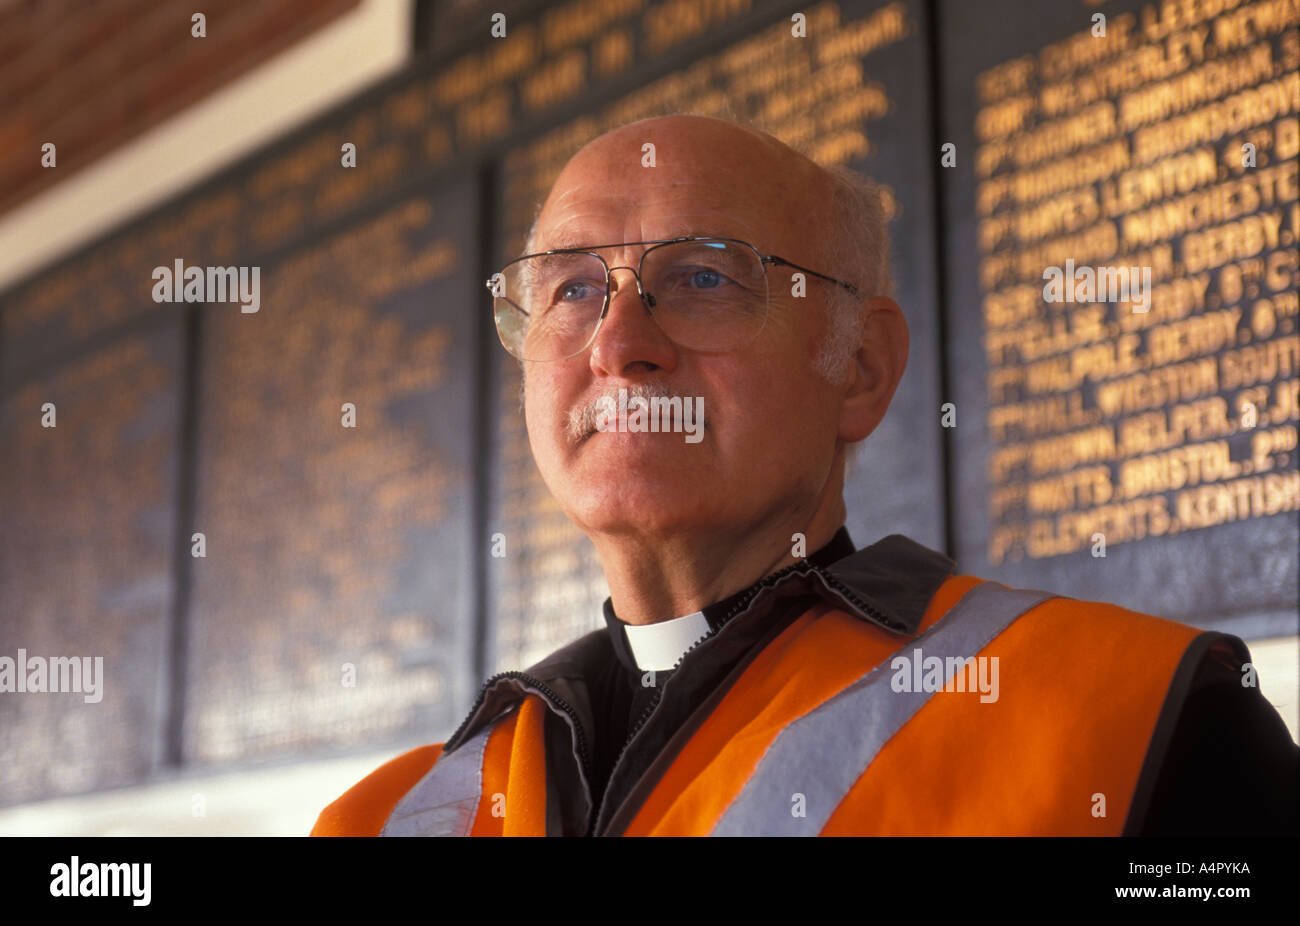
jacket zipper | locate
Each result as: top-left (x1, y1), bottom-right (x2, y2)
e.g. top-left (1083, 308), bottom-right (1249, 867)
top-left (585, 625), bottom-right (713, 836)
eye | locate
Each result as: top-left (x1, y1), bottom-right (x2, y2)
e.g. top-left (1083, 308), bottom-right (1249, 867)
top-left (662, 266), bottom-right (733, 291)
top-left (555, 279), bottom-right (602, 303)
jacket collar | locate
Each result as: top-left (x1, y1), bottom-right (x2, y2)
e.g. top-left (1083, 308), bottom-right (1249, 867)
top-left (442, 531), bottom-right (956, 759)
top-left (818, 530), bottom-right (956, 636)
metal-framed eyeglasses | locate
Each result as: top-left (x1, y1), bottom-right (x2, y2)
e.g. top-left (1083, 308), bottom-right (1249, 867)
top-left (485, 235), bottom-right (860, 362)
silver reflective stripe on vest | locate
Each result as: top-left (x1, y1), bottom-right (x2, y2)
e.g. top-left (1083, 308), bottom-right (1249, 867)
top-left (379, 723), bottom-right (493, 837)
top-left (710, 582), bottom-right (1057, 836)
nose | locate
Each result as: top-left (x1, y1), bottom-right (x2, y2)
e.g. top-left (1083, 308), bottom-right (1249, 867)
top-left (587, 266), bottom-right (678, 377)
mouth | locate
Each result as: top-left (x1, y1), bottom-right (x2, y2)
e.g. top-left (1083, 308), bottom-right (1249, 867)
top-left (575, 416), bottom-right (710, 446)
top-left (567, 386), bottom-right (709, 447)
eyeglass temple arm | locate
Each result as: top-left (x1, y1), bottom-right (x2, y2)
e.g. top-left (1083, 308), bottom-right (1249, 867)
top-left (485, 278), bottom-right (530, 317)
top-left (763, 256), bottom-right (861, 297)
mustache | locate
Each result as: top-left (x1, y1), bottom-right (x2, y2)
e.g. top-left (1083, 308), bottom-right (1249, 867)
top-left (565, 383), bottom-right (705, 443)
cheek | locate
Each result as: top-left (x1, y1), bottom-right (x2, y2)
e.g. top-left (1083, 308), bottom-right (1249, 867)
top-left (767, 297), bottom-right (831, 363)
top-left (708, 366), bottom-right (824, 451)
top-left (523, 374), bottom-right (561, 452)
top-left (716, 354), bottom-right (840, 462)
top-left (524, 366), bottom-right (592, 464)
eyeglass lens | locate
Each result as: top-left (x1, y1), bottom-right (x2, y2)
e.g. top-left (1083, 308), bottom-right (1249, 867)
top-left (492, 239), bottom-right (770, 361)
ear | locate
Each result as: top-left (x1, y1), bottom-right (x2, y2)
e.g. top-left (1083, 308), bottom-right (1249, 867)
top-left (838, 296), bottom-right (908, 443)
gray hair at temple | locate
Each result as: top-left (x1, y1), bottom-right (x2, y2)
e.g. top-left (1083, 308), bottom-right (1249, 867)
top-left (519, 160), bottom-right (893, 388)
top-left (815, 162), bottom-right (894, 384)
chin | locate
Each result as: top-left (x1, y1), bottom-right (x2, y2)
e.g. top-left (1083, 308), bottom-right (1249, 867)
top-left (560, 470), bottom-right (720, 533)
top-left (570, 497), bottom-right (712, 537)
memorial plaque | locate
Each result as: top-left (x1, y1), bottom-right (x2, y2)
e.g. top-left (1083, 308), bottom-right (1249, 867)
top-left (940, 0), bottom-right (1299, 636)
top-left (182, 180), bottom-right (480, 765)
top-left (486, 0), bottom-right (945, 671)
top-left (827, 0), bottom-right (946, 552)
top-left (0, 218), bottom-right (209, 381)
top-left (0, 323), bottom-right (182, 805)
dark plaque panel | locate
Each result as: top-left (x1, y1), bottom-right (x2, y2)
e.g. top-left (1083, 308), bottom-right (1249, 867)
top-left (485, 0), bottom-right (945, 671)
top-left (0, 323), bottom-right (181, 805)
top-left (182, 181), bottom-right (480, 766)
top-left (0, 191), bottom-right (245, 381)
top-left (832, 0), bottom-right (945, 552)
top-left (940, 0), bottom-right (1299, 636)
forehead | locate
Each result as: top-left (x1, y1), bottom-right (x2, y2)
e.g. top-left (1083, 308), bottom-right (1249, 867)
top-left (538, 181), bottom-right (768, 249)
top-left (535, 124), bottom-right (831, 254)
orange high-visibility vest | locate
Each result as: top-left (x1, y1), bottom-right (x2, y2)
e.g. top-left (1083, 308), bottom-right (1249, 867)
top-left (313, 571), bottom-right (1224, 836)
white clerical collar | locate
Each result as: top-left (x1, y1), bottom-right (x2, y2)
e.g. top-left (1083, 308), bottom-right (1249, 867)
top-left (622, 610), bottom-right (712, 672)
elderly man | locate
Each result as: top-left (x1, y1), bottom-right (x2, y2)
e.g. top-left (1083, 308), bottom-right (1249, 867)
top-left (313, 114), bottom-right (1297, 837)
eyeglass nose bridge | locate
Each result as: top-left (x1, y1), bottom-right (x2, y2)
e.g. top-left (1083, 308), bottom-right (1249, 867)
top-left (602, 265), bottom-right (658, 312)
